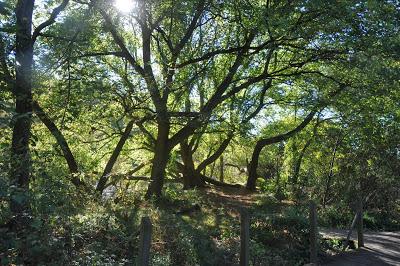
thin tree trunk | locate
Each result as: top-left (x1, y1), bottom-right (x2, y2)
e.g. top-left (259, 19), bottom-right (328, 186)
top-left (32, 101), bottom-right (88, 189)
top-left (246, 143), bottom-right (263, 190)
top-left (357, 199), bottom-right (364, 247)
top-left (322, 136), bottom-right (340, 208)
top-left (343, 212), bottom-right (359, 251)
top-left (197, 134), bottom-right (233, 173)
top-left (292, 119), bottom-right (320, 191)
top-left (246, 111), bottom-right (316, 191)
top-left (210, 160), bottom-right (216, 178)
top-left (274, 143), bottom-right (285, 199)
top-left (219, 155), bottom-right (224, 182)
top-left (292, 138), bottom-right (312, 200)
top-left (292, 141), bottom-right (310, 185)
top-left (96, 120), bottom-right (134, 193)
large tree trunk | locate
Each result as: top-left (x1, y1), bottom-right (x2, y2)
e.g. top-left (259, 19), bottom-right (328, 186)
top-left (180, 140), bottom-right (205, 189)
top-left (179, 84), bottom-right (204, 189)
top-left (145, 120), bottom-right (170, 198)
top-left (9, 0), bottom-right (34, 263)
top-left (10, 0), bottom-right (34, 228)
top-left (178, 134), bottom-right (233, 189)
top-left (246, 142), bottom-right (263, 190)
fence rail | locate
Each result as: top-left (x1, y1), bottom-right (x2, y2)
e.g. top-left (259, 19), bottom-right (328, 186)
top-left (135, 201), bottom-right (364, 264)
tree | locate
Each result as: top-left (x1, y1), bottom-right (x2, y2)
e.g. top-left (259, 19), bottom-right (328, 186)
top-left (246, 110), bottom-right (316, 190)
top-left (9, 0), bottom-right (35, 231)
top-left (93, 0), bottom-right (354, 197)
top-left (5, 0), bottom-right (71, 261)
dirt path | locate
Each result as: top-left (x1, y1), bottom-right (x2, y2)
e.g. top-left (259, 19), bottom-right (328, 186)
top-left (320, 228), bottom-right (400, 265)
top-left (202, 186), bottom-right (259, 209)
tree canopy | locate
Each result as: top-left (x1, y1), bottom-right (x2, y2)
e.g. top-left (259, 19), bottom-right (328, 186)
top-left (1, 0), bottom-right (399, 264)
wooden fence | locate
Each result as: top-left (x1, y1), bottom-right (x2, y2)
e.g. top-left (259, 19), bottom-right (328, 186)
top-left (135, 201), bottom-right (364, 266)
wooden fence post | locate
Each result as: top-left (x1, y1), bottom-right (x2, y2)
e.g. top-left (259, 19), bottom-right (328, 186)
top-left (138, 216), bottom-right (152, 266)
top-left (240, 208), bottom-right (249, 266)
top-left (357, 200), bottom-right (364, 248)
top-left (309, 200), bottom-right (318, 264)
top-left (343, 212), bottom-right (358, 251)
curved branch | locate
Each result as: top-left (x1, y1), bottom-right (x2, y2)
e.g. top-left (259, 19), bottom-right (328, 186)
top-left (200, 173), bottom-right (242, 188)
top-left (32, 0), bottom-right (69, 43)
top-left (197, 134), bottom-right (233, 173)
top-left (32, 101), bottom-right (86, 188)
top-left (96, 119), bottom-right (135, 193)
top-left (246, 111), bottom-right (316, 190)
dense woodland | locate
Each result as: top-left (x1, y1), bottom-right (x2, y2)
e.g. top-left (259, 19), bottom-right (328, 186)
top-left (0, 0), bottom-right (399, 265)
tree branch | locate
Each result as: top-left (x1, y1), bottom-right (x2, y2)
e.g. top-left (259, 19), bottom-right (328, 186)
top-left (31, 0), bottom-right (69, 43)
top-left (197, 134), bottom-right (233, 173)
top-left (32, 100), bottom-right (87, 189)
top-left (96, 119), bottom-right (135, 193)
top-left (99, 9), bottom-right (146, 77)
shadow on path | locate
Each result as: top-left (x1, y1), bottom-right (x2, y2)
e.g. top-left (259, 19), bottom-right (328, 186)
top-left (320, 229), bottom-right (400, 266)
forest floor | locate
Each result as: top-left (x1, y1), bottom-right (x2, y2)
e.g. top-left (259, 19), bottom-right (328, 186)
top-left (201, 186), bottom-right (261, 209)
top-left (199, 185), bottom-right (295, 210)
top-left (320, 229), bottom-right (400, 266)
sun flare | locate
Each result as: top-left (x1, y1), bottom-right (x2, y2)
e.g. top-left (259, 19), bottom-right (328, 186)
top-left (114, 0), bottom-right (135, 13)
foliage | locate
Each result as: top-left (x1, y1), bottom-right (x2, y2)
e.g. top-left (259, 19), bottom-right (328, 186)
top-left (1, 0), bottom-right (399, 264)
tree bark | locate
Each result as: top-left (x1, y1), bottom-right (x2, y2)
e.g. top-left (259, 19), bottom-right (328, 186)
top-left (197, 135), bottom-right (233, 173)
top-left (292, 119), bottom-right (320, 189)
top-left (10, 0), bottom-right (34, 231)
top-left (9, 1), bottom-right (34, 263)
top-left (357, 199), bottom-right (364, 247)
top-left (96, 120), bottom-right (134, 193)
top-left (209, 160), bottom-right (216, 178)
top-left (178, 134), bottom-right (233, 189)
top-left (145, 120), bottom-right (170, 198)
top-left (32, 101), bottom-right (88, 189)
top-left (180, 140), bottom-right (205, 189)
top-left (246, 111), bottom-right (316, 190)
top-left (219, 155), bottom-right (224, 183)
top-left (322, 135), bottom-right (340, 207)
top-left (246, 143), bottom-right (263, 190)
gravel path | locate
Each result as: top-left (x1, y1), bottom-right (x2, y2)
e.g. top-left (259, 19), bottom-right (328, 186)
top-left (320, 228), bottom-right (400, 265)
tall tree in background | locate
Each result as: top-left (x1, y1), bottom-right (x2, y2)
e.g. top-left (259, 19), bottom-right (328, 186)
top-left (9, 0), bottom-right (35, 231)
top-left (8, 0), bottom-right (70, 256)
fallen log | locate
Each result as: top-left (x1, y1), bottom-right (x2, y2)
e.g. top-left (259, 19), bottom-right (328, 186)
top-left (175, 204), bottom-right (201, 215)
top-left (200, 174), bottom-right (243, 188)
